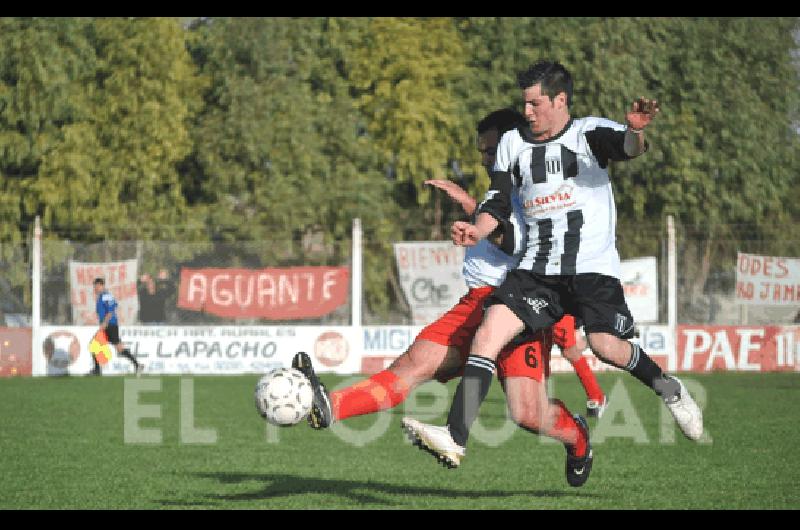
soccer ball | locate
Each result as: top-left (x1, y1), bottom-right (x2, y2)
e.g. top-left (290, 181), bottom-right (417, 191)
top-left (254, 367), bottom-right (314, 426)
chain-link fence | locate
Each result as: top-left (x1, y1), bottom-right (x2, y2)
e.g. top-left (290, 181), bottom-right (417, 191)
top-left (0, 241), bottom-right (31, 326)
top-left (676, 231), bottom-right (800, 326)
top-left (4, 219), bottom-right (797, 328)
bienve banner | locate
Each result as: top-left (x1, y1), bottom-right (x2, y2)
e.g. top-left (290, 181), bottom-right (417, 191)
top-left (69, 260), bottom-right (139, 325)
top-left (393, 242), bottom-right (468, 326)
top-left (177, 266), bottom-right (350, 320)
top-left (735, 252), bottom-right (800, 306)
top-left (620, 256), bottom-right (659, 323)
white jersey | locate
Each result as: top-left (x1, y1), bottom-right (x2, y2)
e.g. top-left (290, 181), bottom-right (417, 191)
top-left (462, 194), bottom-right (526, 288)
top-left (486, 117), bottom-right (636, 279)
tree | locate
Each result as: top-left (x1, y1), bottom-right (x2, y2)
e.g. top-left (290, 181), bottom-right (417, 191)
top-left (185, 17), bottom-right (405, 318)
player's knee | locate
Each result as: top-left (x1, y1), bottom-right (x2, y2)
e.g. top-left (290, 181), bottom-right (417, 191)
top-left (471, 326), bottom-right (503, 361)
top-left (587, 333), bottom-right (617, 359)
top-left (388, 353), bottom-right (436, 383)
top-left (508, 403), bottom-right (543, 432)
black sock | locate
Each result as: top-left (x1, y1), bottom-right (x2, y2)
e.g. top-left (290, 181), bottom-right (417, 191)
top-left (625, 343), bottom-right (674, 395)
top-left (119, 348), bottom-right (139, 368)
top-left (446, 355), bottom-right (496, 447)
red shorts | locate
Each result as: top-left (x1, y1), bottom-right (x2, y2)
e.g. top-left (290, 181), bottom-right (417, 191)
top-left (551, 314), bottom-right (577, 349)
top-left (417, 286), bottom-right (555, 383)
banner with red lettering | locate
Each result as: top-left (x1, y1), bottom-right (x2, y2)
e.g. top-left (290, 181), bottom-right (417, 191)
top-left (393, 241), bottom-right (468, 326)
top-left (177, 267), bottom-right (349, 320)
top-left (620, 257), bottom-right (658, 323)
top-left (677, 325), bottom-right (799, 372)
top-left (736, 252), bottom-right (800, 306)
top-left (69, 260), bottom-right (139, 325)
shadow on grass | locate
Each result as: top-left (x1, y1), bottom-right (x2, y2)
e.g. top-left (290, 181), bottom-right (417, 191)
top-left (158, 471), bottom-right (600, 507)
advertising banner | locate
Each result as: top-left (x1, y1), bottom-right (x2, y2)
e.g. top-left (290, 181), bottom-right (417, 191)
top-left (393, 242), bottom-right (468, 326)
top-left (32, 324), bottom-right (798, 377)
top-left (677, 325), bottom-right (799, 372)
top-left (177, 266), bottom-right (350, 320)
top-left (620, 257), bottom-right (659, 323)
top-left (33, 326), bottom-right (361, 376)
top-left (69, 260), bottom-right (139, 325)
top-left (736, 252), bottom-right (800, 306)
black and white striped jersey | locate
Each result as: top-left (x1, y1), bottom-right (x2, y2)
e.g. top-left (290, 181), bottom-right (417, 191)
top-left (480, 116), bottom-right (637, 279)
top-left (462, 193), bottom-right (527, 288)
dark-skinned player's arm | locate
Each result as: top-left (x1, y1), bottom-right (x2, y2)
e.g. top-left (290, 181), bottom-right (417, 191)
top-left (424, 179), bottom-right (477, 215)
top-left (426, 179), bottom-right (508, 247)
top-left (450, 168), bottom-right (513, 248)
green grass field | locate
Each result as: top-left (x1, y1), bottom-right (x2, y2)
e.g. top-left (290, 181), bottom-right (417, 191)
top-left (1, 372), bottom-right (798, 509)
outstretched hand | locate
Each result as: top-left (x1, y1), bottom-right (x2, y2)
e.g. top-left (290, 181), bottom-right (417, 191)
top-left (425, 179), bottom-right (476, 216)
top-left (626, 97), bottom-right (660, 131)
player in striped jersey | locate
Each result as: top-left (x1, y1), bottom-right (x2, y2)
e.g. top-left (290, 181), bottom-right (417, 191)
top-left (293, 110), bottom-right (605, 467)
top-left (403, 61), bottom-right (703, 486)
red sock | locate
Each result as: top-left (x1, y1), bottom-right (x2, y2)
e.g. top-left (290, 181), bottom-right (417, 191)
top-left (571, 356), bottom-right (605, 403)
top-left (546, 399), bottom-right (588, 457)
top-left (330, 370), bottom-right (410, 421)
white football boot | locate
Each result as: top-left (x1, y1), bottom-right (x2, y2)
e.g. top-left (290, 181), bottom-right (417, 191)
top-left (401, 417), bottom-right (465, 468)
top-left (663, 375), bottom-right (703, 441)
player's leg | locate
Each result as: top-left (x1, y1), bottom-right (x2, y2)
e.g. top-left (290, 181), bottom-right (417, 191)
top-left (554, 315), bottom-right (607, 417)
top-left (327, 339), bottom-right (460, 424)
top-left (106, 325), bottom-right (142, 374)
top-left (498, 331), bottom-right (592, 486)
top-left (444, 302), bottom-right (524, 449)
top-left (401, 305), bottom-right (522, 467)
top-left (503, 378), bottom-right (592, 487)
top-left (402, 271), bottom-right (561, 462)
top-left (575, 274), bottom-right (703, 440)
top-left (296, 287), bottom-right (492, 429)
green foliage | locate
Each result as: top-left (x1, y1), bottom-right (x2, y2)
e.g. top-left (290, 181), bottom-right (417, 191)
top-left (1, 17), bottom-right (798, 318)
top-left (336, 18), bottom-right (474, 207)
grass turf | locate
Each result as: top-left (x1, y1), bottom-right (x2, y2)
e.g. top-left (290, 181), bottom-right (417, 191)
top-left (1, 372), bottom-right (798, 509)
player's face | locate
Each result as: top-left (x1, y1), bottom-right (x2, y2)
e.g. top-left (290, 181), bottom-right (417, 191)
top-left (523, 83), bottom-right (568, 140)
top-left (93, 283), bottom-right (103, 296)
top-left (477, 128), bottom-right (499, 172)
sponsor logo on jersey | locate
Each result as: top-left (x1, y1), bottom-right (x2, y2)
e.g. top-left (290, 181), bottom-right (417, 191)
top-left (523, 183), bottom-right (577, 215)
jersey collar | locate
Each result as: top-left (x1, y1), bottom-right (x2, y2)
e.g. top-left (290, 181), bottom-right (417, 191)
top-left (518, 117), bottom-right (574, 144)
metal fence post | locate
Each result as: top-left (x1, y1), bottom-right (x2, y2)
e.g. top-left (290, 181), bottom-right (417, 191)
top-left (351, 218), bottom-right (362, 327)
top-left (31, 216), bottom-right (41, 376)
top-left (667, 215), bottom-right (677, 346)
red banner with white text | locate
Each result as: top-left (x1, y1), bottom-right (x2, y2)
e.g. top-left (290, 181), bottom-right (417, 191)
top-left (177, 267), bottom-right (349, 320)
top-left (677, 325), bottom-right (799, 372)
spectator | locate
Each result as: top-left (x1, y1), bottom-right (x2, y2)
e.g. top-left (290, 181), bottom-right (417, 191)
top-left (137, 269), bottom-right (174, 324)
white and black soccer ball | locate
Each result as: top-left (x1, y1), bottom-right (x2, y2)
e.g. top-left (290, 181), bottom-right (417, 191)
top-left (254, 367), bottom-right (314, 426)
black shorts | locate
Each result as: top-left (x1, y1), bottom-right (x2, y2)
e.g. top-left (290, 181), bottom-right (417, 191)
top-left (486, 270), bottom-right (636, 339)
top-left (105, 324), bottom-right (121, 345)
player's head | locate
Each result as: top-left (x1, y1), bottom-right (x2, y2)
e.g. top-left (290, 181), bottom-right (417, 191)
top-left (517, 60), bottom-right (572, 139)
top-left (93, 277), bottom-right (105, 295)
top-left (476, 108), bottom-right (527, 171)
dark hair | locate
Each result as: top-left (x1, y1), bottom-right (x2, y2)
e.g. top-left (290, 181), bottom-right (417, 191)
top-left (93, 278), bottom-right (105, 286)
top-left (517, 60), bottom-right (573, 107)
top-left (477, 108), bottom-right (527, 136)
